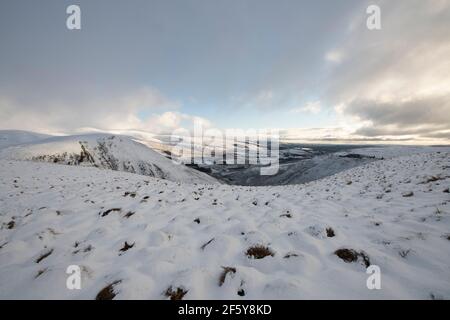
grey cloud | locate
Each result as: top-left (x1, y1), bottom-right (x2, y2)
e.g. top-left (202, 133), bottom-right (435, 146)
top-left (319, 0), bottom-right (450, 142)
top-left (347, 95), bottom-right (450, 128)
top-left (354, 125), bottom-right (449, 138)
top-left (420, 131), bottom-right (450, 139)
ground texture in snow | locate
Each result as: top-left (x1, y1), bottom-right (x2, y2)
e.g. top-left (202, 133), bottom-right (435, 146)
top-left (0, 150), bottom-right (449, 299)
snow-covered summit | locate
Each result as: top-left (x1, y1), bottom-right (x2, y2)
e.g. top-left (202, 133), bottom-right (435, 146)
top-left (0, 133), bottom-right (218, 184)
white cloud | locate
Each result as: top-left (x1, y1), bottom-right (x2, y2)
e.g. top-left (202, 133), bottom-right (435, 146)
top-left (0, 86), bottom-right (210, 135)
top-left (143, 111), bottom-right (213, 134)
top-left (290, 101), bottom-right (321, 114)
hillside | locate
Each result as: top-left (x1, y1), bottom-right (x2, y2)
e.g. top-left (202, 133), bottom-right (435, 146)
top-left (0, 134), bottom-right (218, 185)
top-left (0, 130), bottom-right (51, 149)
top-left (0, 149), bottom-right (449, 299)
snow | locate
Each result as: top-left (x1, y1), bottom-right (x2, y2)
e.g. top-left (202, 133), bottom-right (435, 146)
top-left (1, 148), bottom-right (449, 299)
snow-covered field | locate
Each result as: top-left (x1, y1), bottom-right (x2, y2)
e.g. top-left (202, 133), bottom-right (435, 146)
top-left (1, 148), bottom-right (449, 299)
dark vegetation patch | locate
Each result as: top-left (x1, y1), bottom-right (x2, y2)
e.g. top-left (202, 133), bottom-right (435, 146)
top-left (36, 249), bottom-right (54, 263)
top-left (123, 192), bottom-right (136, 198)
top-left (6, 220), bottom-right (15, 229)
top-left (124, 211), bottom-right (135, 218)
top-left (218, 267), bottom-right (236, 286)
top-left (326, 227), bottom-right (335, 237)
top-left (200, 238), bottom-right (215, 250)
top-left (99, 208), bottom-right (121, 217)
top-left (334, 248), bottom-right (370, 267)
top-left (335, 248), bottom-right (358, 263)
top-left (237, 288), bottom-right (245, 296)
top-left (444, 188), bottom-right (449, 193)
top-left (246, 245), bottom-right (274, 259)
top-left (119, 241), bottom-right (135, 254)
top-left (164, 286), bottom-right (188, 300)
top-left (73, 244), bottom-right (93, 255)
top-left (340, 154), bottom-right (376, 160)
top-left (35, 268), bottom-right (48, 279)
top-left (399, 249), bottom-right (411, 258)
top-left (96, 280), bottom-right (122, 300)
top-left (194, 218), bottom-right (200, 224)
top-left (402, 192), bottom-right (414, 197)
top-left (430, 293), bottom-right (443, 300)
top-left (280, 213), bottom-right (292, 218)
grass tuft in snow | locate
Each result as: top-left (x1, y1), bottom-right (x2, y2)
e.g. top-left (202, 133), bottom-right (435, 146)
top-left (99, 208), bottom-right (121, 217)
top-left (200, 238), bottom-right (215, 250)
top-left (326, 227), bottom-right (335, 237)
top-left (35, 249), bottom-right (53, 264)
top-left (334, 249), bottom-right (370, 267)
top-left (246, 245), bottom-right (274, 259)
top-left (119, 241), bottom-right (135, 254)
top-left (219, 267), bottom-right (236, 286)
top-left (95, 280), bottom-right (121, 300)
top-left (164, 286), bottom-right (188, 300)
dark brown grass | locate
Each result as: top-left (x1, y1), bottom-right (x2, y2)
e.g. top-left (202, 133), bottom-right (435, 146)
top-left (218, 267), bottom-right (236, 286)
top-left (35, 249), bottom-right (54, 263)
top-left (96, 280), bottom-right (122, 300)
top-left (334, 248), bottom-right (370, 267)
top-left (326, 227), bottom-right (335, 237)
top-left (164, 286), bottom-right (188, 300)
top-left (246, 245), bottom-right (274, 259)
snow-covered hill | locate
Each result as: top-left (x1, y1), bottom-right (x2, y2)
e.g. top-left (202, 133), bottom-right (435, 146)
top-left (0, 130), bottom-right (51, 150)
top-left (0, 134), bottom-right (218, 184)
top-left (0, 149), bottom-right (449, 299)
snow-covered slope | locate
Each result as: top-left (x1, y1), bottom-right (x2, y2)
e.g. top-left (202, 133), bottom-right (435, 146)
top-left (0, 130), bottom-right (52, 150)
top-left (0, 134), bottom-right (218, 184)
top-left (0, 149), bottom-right (449, 299)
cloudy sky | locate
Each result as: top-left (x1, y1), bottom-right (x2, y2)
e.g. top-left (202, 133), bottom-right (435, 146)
top-left (0, 0), bottom-right (449, 144)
